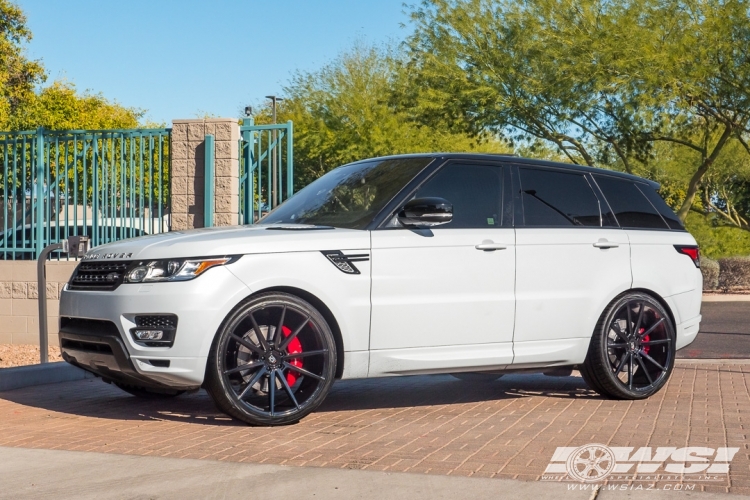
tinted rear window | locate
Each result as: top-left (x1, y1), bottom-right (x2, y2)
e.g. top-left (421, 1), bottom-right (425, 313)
top-left (519, 168), bottom-right (601, 227)
top-left (638, 185), bottom-right (684, 230)
top-left (593, 175), bottom-right (669, 229)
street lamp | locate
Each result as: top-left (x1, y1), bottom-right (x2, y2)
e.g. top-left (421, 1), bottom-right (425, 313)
top-left (266, 96), bottom-right (284, 208)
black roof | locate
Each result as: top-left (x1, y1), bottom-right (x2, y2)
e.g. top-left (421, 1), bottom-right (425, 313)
top-left (351, 153), bottom-right (660, 189)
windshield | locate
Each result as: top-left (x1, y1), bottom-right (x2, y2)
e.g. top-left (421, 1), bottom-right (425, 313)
top-left (259, 157), bottom-right (432, 229)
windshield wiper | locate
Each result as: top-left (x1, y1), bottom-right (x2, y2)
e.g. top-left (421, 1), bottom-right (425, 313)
top-left (523, 190), bottom-right (582, 226)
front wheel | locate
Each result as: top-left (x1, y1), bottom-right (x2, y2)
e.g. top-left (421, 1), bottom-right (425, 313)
top-left (581, 292), bottom-right (675, 400)
top-left (204, 292), bottom-right (337, 426)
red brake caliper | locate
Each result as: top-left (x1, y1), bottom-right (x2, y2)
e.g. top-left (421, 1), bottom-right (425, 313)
top-left (281, 325), bottom-right (303, 385)
top-left (639, 328), bottom-right (650, 355)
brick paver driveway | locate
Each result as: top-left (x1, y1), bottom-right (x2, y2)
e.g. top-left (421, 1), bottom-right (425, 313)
top-left (1, 360), bottom-right (749, 495)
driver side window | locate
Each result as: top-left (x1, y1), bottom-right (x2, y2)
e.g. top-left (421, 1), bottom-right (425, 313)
top-left (413, 163), bottom-right (503, 229)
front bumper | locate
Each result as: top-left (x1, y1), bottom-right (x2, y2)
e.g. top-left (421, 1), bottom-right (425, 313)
top-left (60, 318), bottom-right (187, 390)
top-left (59, 265), bottom-right (252, 388)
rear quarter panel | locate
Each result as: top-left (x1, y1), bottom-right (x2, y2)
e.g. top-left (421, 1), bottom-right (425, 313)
top-left (627, 229), bottom-right (702, 329)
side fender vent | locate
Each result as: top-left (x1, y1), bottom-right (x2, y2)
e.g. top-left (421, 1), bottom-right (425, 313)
top-left (321, 251), bottom-right (369, 275)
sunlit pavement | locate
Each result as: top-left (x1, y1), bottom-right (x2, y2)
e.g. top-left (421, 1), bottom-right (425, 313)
top-left (1, 361), bottom-right (749, 496)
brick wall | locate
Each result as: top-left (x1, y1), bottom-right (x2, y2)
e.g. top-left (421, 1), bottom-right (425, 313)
top-left (0, 261), bottom-right (77, 346)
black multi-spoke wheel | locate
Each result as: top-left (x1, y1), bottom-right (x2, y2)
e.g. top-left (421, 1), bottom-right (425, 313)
top-left (205, 292), bottom-right (336, 426)
top-left (581, 292), bottom-right (675, 400)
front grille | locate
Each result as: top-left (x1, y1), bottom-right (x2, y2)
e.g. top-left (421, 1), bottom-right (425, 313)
top-left (135, 315), bottom-right (178, 329)
top-left (69, 261), bottom-right (132, 291)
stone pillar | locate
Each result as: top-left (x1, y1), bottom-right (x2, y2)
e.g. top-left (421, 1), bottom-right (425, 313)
top-left (207, 119), bottom-right (240, 227)
top-left (170, 118), bottom-right (240, 230)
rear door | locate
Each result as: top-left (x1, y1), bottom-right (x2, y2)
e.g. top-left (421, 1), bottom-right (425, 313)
top-left (512, 165), bottom-right (632, 367)
top-left (592, 174), bottom-right (702, 337)
top-left (368, 161), bottom-right (516, 375)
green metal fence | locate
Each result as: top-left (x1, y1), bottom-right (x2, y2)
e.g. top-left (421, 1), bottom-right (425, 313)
top-left (0, 127), bottom-right (171, 259)
top-left (239, 118), bottom-right (293, 223)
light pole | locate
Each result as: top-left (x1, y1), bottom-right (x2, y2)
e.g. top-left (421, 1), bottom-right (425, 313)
top-left (265, 95), bottom-right (283, 208)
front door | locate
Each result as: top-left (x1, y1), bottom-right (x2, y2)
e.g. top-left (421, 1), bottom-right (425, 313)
top-left (368, 162), bottom-right (515, 376)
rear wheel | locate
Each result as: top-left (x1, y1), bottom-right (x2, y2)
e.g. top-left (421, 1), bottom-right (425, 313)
top-left (205, 292), bottom-right (336, 426)
top-left (582, 292), bottom-right (675, 400)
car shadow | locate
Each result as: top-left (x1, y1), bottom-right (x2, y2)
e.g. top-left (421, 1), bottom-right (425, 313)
top-left (0, 373), bottom-right (600, 427)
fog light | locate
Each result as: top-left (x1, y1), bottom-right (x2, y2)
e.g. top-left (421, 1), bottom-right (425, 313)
top-left (134, 329), bottom-right (164, 340)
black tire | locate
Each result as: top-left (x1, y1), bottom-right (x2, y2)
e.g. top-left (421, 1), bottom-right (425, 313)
top-left (204, 292), bottom-right (337, 426)
top-left (114, 382), bottom-right (185, 398)
top-left (582, 292), bottom-right (675, 400)
top-left (450, 372), bottom-right (504, 382)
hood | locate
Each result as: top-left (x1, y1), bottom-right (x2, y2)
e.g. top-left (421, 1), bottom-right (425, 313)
top-left (82, 224), bottom-right (370, 261)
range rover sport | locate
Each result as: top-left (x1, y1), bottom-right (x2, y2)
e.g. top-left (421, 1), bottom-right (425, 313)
top-left (59, 154), bottom-right (702, 425)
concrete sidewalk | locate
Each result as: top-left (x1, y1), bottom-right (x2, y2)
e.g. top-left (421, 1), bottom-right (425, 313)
top-left (0, 446), bottom-right (745, 500)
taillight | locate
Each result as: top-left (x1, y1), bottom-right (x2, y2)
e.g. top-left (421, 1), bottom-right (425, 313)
top-left (674, 245), bottom-right (700, 268)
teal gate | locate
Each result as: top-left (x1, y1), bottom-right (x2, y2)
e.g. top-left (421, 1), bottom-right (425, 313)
top-left (0, 127), bottom-right (171, 259)
top-left (239, 118), bottom-right (293, 223)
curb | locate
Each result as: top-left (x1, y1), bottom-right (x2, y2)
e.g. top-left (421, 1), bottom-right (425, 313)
top-left (702, 294), bottom-right (750, 302)
top-left (0, 362), bottom-right (94, 392)
top-left (675, 358), bottom-right (750, 365)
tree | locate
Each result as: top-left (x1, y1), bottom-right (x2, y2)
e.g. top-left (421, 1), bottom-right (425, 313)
top-left (402, 0), bottom-right (750, 224)
top-left (254, 43), bottom-right (510, 188)
top-left (0, 1), bottom-right (144, 131)
top-left (0, 0), bottom-right (45, 128)
top-left (8, 81), bottom-right (143, 130)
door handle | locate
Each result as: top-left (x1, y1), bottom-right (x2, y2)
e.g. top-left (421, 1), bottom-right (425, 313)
top-left (593, 238), bottom-right (619, 249)
top-left (475, 240), bottom-right (507, 251)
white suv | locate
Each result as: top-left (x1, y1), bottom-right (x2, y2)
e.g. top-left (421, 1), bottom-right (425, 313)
top-left (59, 154), bottom-right (702, 425)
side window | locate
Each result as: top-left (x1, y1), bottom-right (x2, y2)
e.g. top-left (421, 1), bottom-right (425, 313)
top-left (413, 163), bottom-right (502, 228)
top-left (593, 175), bottom-right (669, 229)
top-left (518, 168), bottom-right (601, 227)
top-left (639, 185), bottom-right (684, 230)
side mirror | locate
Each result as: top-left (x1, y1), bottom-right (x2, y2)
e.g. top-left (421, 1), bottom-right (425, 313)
top-left (397, 197), bottom-right (453, 228)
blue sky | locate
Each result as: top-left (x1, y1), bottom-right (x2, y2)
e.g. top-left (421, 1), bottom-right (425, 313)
top-left (17, 0), bottom-right (410, 125)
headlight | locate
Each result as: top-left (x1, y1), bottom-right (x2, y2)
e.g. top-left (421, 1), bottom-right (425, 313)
top-left (125, 257), bottom-right (235, 283)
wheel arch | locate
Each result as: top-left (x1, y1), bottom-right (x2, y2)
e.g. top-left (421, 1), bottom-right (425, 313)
top-left (628, 287), bottom-right (678, 332)
top-left (595, 287), bottom-right (677, 336)
top-left (250, 285), bottom-right (346, 380)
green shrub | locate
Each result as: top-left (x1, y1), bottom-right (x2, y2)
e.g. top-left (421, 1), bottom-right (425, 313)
top-left (701, 257), bottom-right (720, 290)
top-left (718, 257), bottom-right (750, 292)
top-left (684, 212), bottom-right (750, 259)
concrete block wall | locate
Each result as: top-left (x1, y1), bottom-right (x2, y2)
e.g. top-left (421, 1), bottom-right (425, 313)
top-left (171, 118), bottom-right (240, 230)
top-left (0, 261), bottom-right (77, 346)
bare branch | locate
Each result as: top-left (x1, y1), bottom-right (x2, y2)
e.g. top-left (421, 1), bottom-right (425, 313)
top-left (648, 135), bottom-right (705, 155)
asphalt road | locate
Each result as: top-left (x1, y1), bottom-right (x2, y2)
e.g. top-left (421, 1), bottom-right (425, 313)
top-left (677, 301), bottom-right (750, 359)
